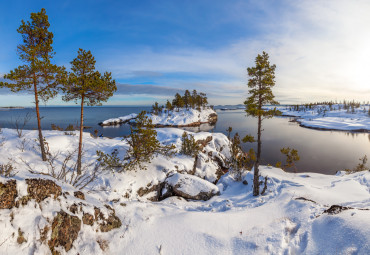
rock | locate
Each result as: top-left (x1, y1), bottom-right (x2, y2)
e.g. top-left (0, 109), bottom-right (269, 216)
top-left (26, 179), bottom-right (62, 203)
top-left (82, 213), bottom-right (94, 226)
top-left (48, 210), bottom-right (81, 254)
top-left (197, 136), bottom-right (213, 150)
top-left (324, 205), bottom-right (351, 215)
top-left (208, 113), bottom-right (218, 125)
top-left (74, 191), bottom-right (85, 200)
top-left (94, 207), bottom-right (122, 232)
top-left (100, 214), bottom-right (122, 232)
top-left (137, 182), bottom-right (163, 201)
top-left (163, 173), bottom-right (220, 201)
top-left (0, 179), bottom-right (17, 209)
top-left (69, 203), bottom-right (78, 214)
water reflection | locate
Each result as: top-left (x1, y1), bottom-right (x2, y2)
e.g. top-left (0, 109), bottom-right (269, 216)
top-left (213, 109), bottom-right (370, 175)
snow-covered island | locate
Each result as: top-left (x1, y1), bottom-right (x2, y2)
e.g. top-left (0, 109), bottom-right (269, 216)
top-left (265, 103), bottom-right (370, 132)
top-left (99, 107), bottom-right (218, 127)
top-left (0, 126), bottom-right (369, 254)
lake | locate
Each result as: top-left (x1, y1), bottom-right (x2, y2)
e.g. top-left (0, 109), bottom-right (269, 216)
top-left (0, 106), bottom-right (369, 175)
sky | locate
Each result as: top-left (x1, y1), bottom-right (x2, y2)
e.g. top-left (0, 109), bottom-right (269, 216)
top-left (0, 0), bottom-right (369, 106)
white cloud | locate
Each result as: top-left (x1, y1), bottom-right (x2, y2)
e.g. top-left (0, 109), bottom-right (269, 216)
top-left (102, 0), bottom-right (370, 104)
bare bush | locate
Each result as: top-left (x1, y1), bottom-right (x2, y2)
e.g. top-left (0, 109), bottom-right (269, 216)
top-left (11, 112), bottom-right (31, 138)
top-left (0, 158), bottom-right (17, 178)
top-left (23, 149), bottom-right (104, 190)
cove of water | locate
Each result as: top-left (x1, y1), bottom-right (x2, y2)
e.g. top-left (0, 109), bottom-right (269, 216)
top-left (0, 106), bottom-right (369, 175)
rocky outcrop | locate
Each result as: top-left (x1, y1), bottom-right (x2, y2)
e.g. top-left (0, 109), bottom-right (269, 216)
top-left (0, 180), bottom-right (17, 209)
top-left (162, 173), bottom-right (220, 201)
top-left (0, 178), bottom-right (122, 254)
top-left (26, 178), bottom-right (62, 203)
top-left (48, 210), bottom-right (81, 254)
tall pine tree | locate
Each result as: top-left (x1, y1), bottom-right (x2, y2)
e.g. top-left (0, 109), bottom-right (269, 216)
top-left (244, 51), bottom-right (279, 196)
top-left (62, 49), bottom-right (116, 175)
top-left (0, 8), bottom-right (66, 161)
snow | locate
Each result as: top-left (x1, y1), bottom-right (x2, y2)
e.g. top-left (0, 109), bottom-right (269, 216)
top-left (101, 107), bottom-right (217, 126)
top-left (166, 173), bottom-right (219, 197)
top-left (101, 113), bottom-right (138, 125)
top-left (265, 104), bottom-right (370, 132)
top-left (0, 126), bottom-right (369, 254)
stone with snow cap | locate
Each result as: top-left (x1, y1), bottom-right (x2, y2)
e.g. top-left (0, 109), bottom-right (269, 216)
top-left (164, 173), bottom-right (220, 201)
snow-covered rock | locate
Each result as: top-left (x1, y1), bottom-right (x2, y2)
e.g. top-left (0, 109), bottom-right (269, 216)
top-left (99, 107), bottom-right (218, 127)
top-left (99, 113), bottom-right (137, 126)
top-left (163, 173), bottom-right (220, 200)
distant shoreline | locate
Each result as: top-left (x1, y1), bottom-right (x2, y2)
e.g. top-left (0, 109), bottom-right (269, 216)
top-left (0, 106), bottom-right (25, 109)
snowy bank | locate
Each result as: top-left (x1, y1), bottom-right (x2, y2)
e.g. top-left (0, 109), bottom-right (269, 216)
top-left (99, 107), bottom-right (218, 127)
top-left (266, 104), bottom-right (370, 132)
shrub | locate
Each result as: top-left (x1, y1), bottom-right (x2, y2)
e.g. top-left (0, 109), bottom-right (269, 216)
top-left (345, 155), bottom-right (368, 173)
top-left (0, 159), bottom-right (17, 178)
top-left (276, 147), bottom-right (300, 172)
top-left (180, 131), bottom-right (200, 157)
top-left (98, 111), bottom-right (175, 171)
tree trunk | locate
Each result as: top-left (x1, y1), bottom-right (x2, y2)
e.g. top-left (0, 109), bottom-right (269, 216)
top-left (253, 114), bottom-right (262, 196)
top-left (77, 95), bottom-right (84, 175)
top-left (33, 80), bottom-right (47, 161)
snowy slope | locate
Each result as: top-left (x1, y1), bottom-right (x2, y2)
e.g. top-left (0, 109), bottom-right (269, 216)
top-left (0, 127), bottom-right (369, 254)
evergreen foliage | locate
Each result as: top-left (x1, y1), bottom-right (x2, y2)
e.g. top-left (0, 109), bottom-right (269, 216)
top-left (171, 90), bottom-right (208, 111)
top-left (345, 155), bottom-right (369, 173)
top-left (229, 132), bottom-right (256, 181)
top-left (62, 49), bottom-right (116, 175)
top-left (124, 111), bottom-right (175, 170)
top-left (180, 131), bottom-right (200, 157)
top-left (0, 8), bottom-right (67, 161)
top-left (244, 51), bottom-right (280, 196)
top-left (276, 147), bottom-right (300, 172)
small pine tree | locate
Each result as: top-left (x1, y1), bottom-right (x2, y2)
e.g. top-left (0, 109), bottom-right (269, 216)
top-left (180, 131), bottom-right (200, 157)
top-left (244, 51), bottom-right (280, 196)
top-left (125, 111), bottom-right (175, 170)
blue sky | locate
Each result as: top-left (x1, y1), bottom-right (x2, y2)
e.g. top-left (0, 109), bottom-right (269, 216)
top-left (1, 0), bottom-right (370, 106)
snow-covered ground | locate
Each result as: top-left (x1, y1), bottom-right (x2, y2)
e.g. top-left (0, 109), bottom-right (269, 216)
top-left (0, 127), bottom-right (369, 254)
top-left (100, 107), bottom-right (217, 127)
top-left (266, 104), bottom-right (370, 132)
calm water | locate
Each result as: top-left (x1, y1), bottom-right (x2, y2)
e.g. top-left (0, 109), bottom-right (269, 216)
top-left (0, 106), bottom-right (369, 175)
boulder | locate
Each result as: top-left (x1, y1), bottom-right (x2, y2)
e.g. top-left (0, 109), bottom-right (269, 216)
top-left (163, 173), bottom-right (220, 201)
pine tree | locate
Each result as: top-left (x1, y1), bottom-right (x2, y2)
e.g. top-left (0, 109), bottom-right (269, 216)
top-left (183, 90), bottom-right (191, 109)
top-left (244, 51), bottom-right (280, 196)
top-left (0, 9), bottom-right (67, 161)
top-left (62, 49), bottom-right (116, 175)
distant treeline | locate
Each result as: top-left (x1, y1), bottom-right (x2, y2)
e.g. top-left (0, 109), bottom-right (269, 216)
top-left (152, 90), bottom-right (209, 114)
top-left (287, 100), bottom-right (370, 116)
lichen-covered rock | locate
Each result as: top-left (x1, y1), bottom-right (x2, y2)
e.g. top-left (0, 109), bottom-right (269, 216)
top-left (163, 173), bottom-right (220, 201)
top-left (48, 210), bottom-right (81, 254)
top-left (26, 179), bottom-right (62, 203)
top-left (100, 214), bottom-right (122, 232)
top-left (82, 213), bottom-right (94, 226)
top-left (0, 179), bottom-right (17, 209)
top-left (94, 207), bottom-right (122, 232)
top-left (74, 191), bottom-right (85, 200)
